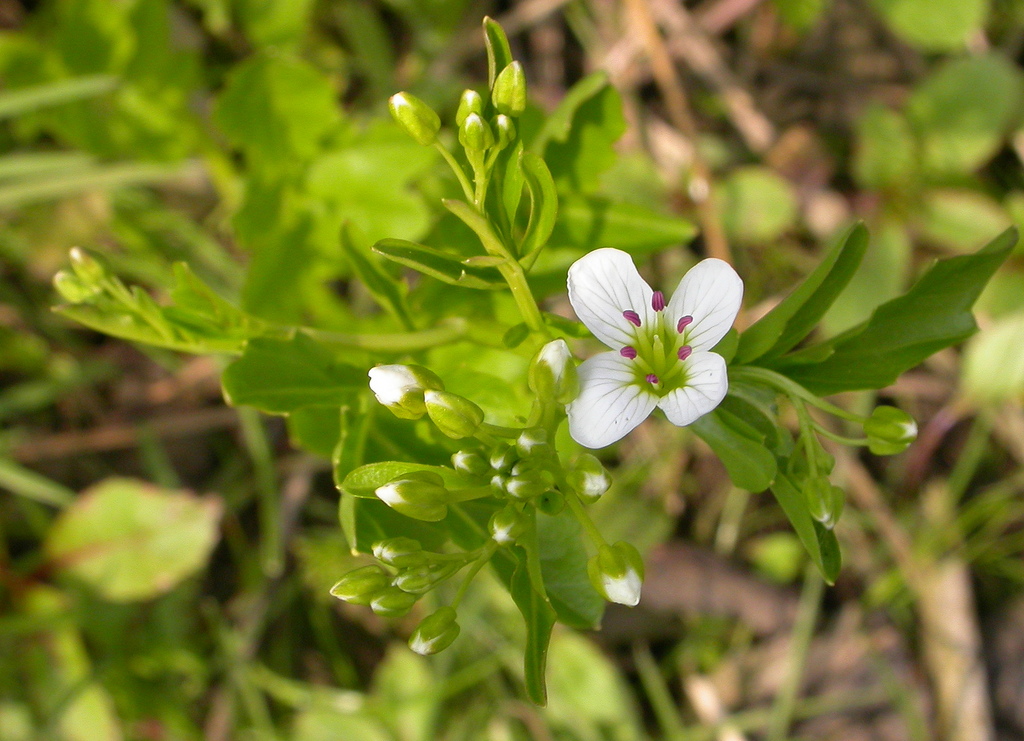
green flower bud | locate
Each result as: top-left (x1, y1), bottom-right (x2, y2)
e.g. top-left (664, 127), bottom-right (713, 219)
top-left (804, 476), bottom-right (844, 529)
top-left (452, 449), bottom-right (489, 477)
top-left (368, 364), bottom-right (444, 420)
top-left (69, 247), bottom-right (105, 284)
top-left (393, 562), bottom-right (451, 594)
top-left (409, 606), bottom-right (460, 655)
top-left (489, 504), bottom-right (527, 544)
top-left (490, 473), bottom-right (508, 493)
top-left (53, 271), bottom-right (98, 304)
top-left (388, 92), bottom-right (441, 146)
top-left (492, 61), bottom-right (526, 117)
top-left (372, 537), bottom-right (425, 567)
top-left (864, 406), bottom-right (918, 455)
top-left (330, 565), bottom-right (389, 605)
top-left (489, 443), bottom-right (519, 473)
top-left (456, 89), bottom-right (483, 127)
top-left (375, 471), bottom-right (449, 521)
top-left (425, 390), bottom-right (484, 439)
top-left (516, 427), bottom-right (550, 458)
top-left (568, 454), bottom-right (611, 503)
top-left (529, 339), bottom-right (579, 404)
top-left (494, 114), bottom-right (516, 148)
top-left (370, 586), bottom-right (418, 617)
top-left (588, 542), bottom-right (644, 607)
top-left (505, 469), bottom-right (552, 500)
top-left (510, 458), bottom-right (543, 477)
top-left (459, 112), bottom-right (494, 153)
top-left (537, 489), bottom-right (565, 515)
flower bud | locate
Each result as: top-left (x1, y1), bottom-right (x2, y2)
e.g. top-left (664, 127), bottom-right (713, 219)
top-left (492, 61), bottom-right (526, 117)
top-left (69, 247), bottom-right (105, 284)
top-left (370, 586), bottom-right (418, 617)
top-left (388, 92), bottom-right (441, 146)
top-left (330, 565), bottom-right (389, 605)
top-left (425, 390), bottom-right (484, 439)
top-left (490, 473), bottom-right (509, 492)
top-left (505, 469), bottom-right (552, 500)
top-left (456, 89), bottom-right (483, 127)
top-left (537, 489), bottom-right (565, 515)
top-left (393, 562), bottom-right (450, 594)
top-left (489, 443), bottom-right (519, 473)
top-left (864, 406), bottom-right (918, 456)
top-left (516, 427), bottom-right (550, 458)
top-left (489, 504), bottom-right (527, 544)
top-left (805, 476), bottom-right (844, 529)
top-left (368, 364), bottom-right (444, 420)
top-left (374, 471), bottom-right (449, 521)
top-left (459, 112), bottom-right (494, 153)
top-left (529, 339), bottom-right (579, 404)
top-left (568, 454), bottom-right (611, 503)
top-left (494, 114), bottom-right (516, 148)
top-left (452, 449), bottom-right (489, 477)
top-left (53, 271), bottom-right (97, 304)
top-left (588, 542), bottom-right (644, 607)
top-left (409, 606), bottom-right (460, 655)
top-left (372, 537), bottom-right (425, 568)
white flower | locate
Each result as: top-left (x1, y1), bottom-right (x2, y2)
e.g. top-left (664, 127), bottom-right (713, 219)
top-left (566, 248), bottom-right (743, 449)
top-left (368, 365), bottom-right (421, 405)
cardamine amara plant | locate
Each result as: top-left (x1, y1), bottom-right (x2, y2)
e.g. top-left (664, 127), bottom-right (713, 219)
top-left (52, 17), bottom-right (1016, 706)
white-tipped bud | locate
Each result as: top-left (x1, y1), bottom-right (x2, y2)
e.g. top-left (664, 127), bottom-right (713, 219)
top-left (368, 364), bottom-right (443, 419)
top-left (529, 339), bottom-right (578, 404)
top-left (568, 453), bottom-right (611, 503)
top-left (588, 542), bottom-right (644, 607)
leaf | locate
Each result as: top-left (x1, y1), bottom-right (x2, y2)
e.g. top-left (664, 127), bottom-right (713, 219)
top-left (338, 461), bottom-right (472, 498)
top-left (339, 221), bottom-right (415, 329)
top-left (770, 472), bottom-right (840, 584)
top-left (373, 238), bottom-right (505, 290)
top-left (287, 406), bottom-right (343, 458)
top-left (44, 478), bottom-right (222, 601)
top-left (716, 166), bottom-right (798, 244)
top-left (531, 72), bottom-right (610, 151)
top-left (509, 554), bottom-right (557, 706)
top-left (961, 311), bottom-right (1024, 404)
top-left (690, 408), bottom-right (777, 491)
top-left (0, 74), bottom-right (117, 120)
top-left (549, 196), bottom-right (697, 256)
top-left (536, 511), bottom-right (605, 630)
top-left (221, 333), bottom-right (365, 413)
top-left (736, 222), bottom-right (868, 364)
top-left (853, 104), bottom-right (916, 189)
top-left (519, 151), bottom-right (558, 265)
top-left (916, 189), bottom-right (1011, 253)
top-left (906, 54), bottom-right (1023, 174)
top-left (214, 52), bottom-right (340, 170)
top-left (772, 227), bottom-right (1017, 394)
top-left (483, 16), bottom-right (513, 89)
top-left (338, 495), bottom-right (450, 555)
top-left (870, 0), bottom-right (989, 51)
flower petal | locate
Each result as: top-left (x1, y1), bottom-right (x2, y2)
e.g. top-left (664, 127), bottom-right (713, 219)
top-left (567, 352), bottom-right (658, 448)
top-left (658, 351), bottom-right (728, 427)
top-left (666, 258), bottom-right (743, 352)
top-left (568, 248), bottom-right (654, 349)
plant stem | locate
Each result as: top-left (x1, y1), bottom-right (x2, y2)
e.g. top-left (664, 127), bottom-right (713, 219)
top-left (732, 366), bottom-right (865, 423)
top-left (304, 319), bottom-right (468, 352)
top-left (452, 540), bottom-right (499, 608)
top-left (565, 491), bottom-right (606, 548)
top-left (811, 422), bottom-right (870, 446)
top-left (434, 142), bottom-right (474, 202)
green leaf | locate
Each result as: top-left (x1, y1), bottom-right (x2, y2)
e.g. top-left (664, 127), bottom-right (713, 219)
top-left (339, 495), bottom-right (451, 554)
top-left (770, 472), bottom-right (840, 584)
top-left (519, 151), bottom-right (558, 265)
top-left (287, 406), bottom-right (343, 458)
top-left (536, 511), bottom-right (605, 630)
top-left (373, 238), bottom-right (505, 290)
top-left (870, 0), bottom-right (989, 51)
top-left (0, 74), bottom-right (117, 120)
top-left (853, 104), bottom-right (916, 189)
top-left (736, 222), bottom-right (868, 364)
top-left (483, 17), bottom-right (513, 89)
top-left (509, 554), bottom-right (557, 706)
top-left (44, 478), bottom-right (222, 601)
top-left (214, 53), bottom-right (340, 170)
top-left (338, 461), bottom-right (472, 498)
top-left (961, 311), bottom-right (1024, 404)
top-left (906, 54), bottom-right (1023, 174)
top-left (916, 189), bottom-right (1011, 253)
top-left (690, 408), bottom-right (777, 491)
top-left (773, 227), bottom-right (1017, 394)
top-left (716, 166), bottom-right (798, 244)
top-left (222, 333), bottom-right (365, 413)
top-left (531, 72), bottom-right (609, 151)
top-left (339, 222), bottom-right (415, 329)
top-left (549, 196), bottom-right (696, 256)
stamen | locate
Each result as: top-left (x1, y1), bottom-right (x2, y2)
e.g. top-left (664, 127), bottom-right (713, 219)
top-left (677, 315), bottom-right (693, 333)
top-left (651, 291), bottom-right (665, 311)
top-left (645, 373), bottom-right (659, 385)
top-left (623, 310), bottom-right (641, 327)
top-left (677, 345), bottom-right (692, 361)
top-left (620, 346), bottom-right (637, 359)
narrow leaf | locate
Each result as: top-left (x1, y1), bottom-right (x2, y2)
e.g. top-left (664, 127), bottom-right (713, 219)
top-left (373, 238), bottom-right (504, 290)
top-left (770, 472), bottom-right (840, 584)
top-left (483, 17), bottom-right (513, 89)
top-left (340, 222), bottom-right (415, 329)
top-left (690, 408), bottom-right (777, 492)
top-left (519, 151), bottom-right (558, 267)
top-left (510, 554), bottom-right (557, 706)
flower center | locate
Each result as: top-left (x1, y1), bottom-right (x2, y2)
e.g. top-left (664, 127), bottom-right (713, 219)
top-left (620, 306), bottom-right (693, 393)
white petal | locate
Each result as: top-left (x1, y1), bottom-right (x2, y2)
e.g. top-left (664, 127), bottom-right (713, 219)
top-left (667, 258), bottom-right (743, 352)
top-left (568, 248), bottom-right (654, 349)
top-left (368, 365), bottom-right (419, 404)
top-left (602, 567), bottom-right (642, 606)
top-left (658, 351), bottom-right (728, 427)
top-left (567, 352), bottom-right (657, 449)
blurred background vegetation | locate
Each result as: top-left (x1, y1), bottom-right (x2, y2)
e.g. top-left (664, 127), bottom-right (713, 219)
top-left (2, 0), bottom-right (1024, 739)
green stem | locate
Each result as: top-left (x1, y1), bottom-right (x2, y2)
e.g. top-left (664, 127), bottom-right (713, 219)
top-left (732, 366), bottom-right (866, 423)
top-left (565, 491), bottom-right (606, 549)
top-left (452, 540), bottom-right (499, 608)
top-left (481, 422), bottom-right (522, 439)
top-left (811, 423), bottom-right (870, 447)
top-left (434, 142), bottom-right (474, 203)
top-left (498, 261), bottom-right (548, 337)
top-left (303, 319), bottom-right (468, 353)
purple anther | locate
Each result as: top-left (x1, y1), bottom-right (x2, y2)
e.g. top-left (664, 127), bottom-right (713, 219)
top-left (677, 315), bottom-right (693, 333)
top-left (651, 291), bottom-right (665, 311)
top-left (677, 345), bottom-right (692, 361)
top-left (646, 373), bottom-right (660, 385)
top-left (623, 310), bottom-right (642, 327)
top-left (620, 346), bottom-right (638, 359)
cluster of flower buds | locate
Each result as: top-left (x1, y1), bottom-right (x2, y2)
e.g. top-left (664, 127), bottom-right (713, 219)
top-left (53, 248), bottom-right (106, 304)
